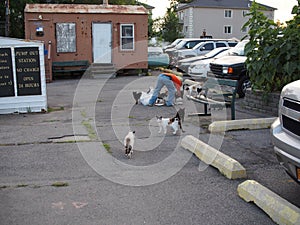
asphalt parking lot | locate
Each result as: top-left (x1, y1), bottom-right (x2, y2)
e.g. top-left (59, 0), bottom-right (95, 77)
top-left (0, 73), bottom-right (299, 225)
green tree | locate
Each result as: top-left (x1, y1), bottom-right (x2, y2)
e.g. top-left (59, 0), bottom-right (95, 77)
top-left (160, 0), bottom-right (181, 42)
top-left (243, 0), bottom-right (300, 94)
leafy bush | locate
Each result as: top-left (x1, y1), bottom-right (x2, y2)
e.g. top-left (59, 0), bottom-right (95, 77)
top-left (243, 0), bottom-right (300, 94)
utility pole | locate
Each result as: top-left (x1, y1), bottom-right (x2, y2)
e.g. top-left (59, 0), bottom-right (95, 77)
top-left (5, 0), bottom-right (10, 37)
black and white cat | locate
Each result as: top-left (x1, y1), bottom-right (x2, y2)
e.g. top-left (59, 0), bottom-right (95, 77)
top-left (124, 131), bottom-right (135, 158)
top-left (156, 111), bottom-right (185, 135)
top-left (184, 83), bottom-right (204, 98)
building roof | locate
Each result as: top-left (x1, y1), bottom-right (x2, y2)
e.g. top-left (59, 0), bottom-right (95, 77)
top-left (177, 0), bottom-right (276, 11)
top-left (136, 1), bottom-right (155, 10)
top-left (0, 37), bottom-right (43, 47)
top-left (25, 4), bottom-right (148, 15)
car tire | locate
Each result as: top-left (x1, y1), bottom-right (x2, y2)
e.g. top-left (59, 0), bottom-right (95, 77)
top-left (237, 75), bottom-right (251, 98)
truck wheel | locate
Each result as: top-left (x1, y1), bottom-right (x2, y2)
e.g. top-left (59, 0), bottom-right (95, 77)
top-left (237, 76), bottom-right (251, 98)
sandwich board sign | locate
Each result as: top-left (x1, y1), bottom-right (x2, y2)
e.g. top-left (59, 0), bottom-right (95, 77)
top-left (0, 37), bottom-right (47, 114)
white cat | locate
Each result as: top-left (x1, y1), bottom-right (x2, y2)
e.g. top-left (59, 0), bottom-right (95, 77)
top-left (156, 112), bottom-right (184, 135)
top-left (124, 131), bottom-right (135, 158)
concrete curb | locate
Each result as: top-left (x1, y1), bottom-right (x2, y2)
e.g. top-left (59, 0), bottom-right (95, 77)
top-left (238, 180), bottom-right (300, 225)
top-left (181, 135), bottom-right (247, 179)
top-left (208, 117), bottom-right (277, 133)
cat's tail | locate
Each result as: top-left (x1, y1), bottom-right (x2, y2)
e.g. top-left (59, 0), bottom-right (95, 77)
top-left (125, 137), bottom-right (132, 154)
top-left (125, 137), bottom-right (130, 148)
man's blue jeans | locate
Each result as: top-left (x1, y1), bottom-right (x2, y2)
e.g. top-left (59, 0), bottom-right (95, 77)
top-left (149, 74), bottom-right (176, 106)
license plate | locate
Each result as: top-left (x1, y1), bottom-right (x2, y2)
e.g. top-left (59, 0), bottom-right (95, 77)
top-left (297, 167), bottom-right (300, 180)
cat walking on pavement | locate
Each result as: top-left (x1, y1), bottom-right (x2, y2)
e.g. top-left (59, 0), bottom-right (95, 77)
top-left (124, 131), bottom-right (135, 158)
top-left (156, 111), bottom-right (185, 135)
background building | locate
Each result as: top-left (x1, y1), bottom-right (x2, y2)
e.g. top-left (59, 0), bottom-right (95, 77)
top-left (24, 3), bottom-right (149, 81)
top-left (177, 0), bottom-right (275, 39)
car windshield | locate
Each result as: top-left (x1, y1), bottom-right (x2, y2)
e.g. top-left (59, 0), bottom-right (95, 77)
top-left (229, 40), bottom-right (248, 56)
top-left (175, 40), bottom-right (188, 49)
top-left (171, 39), bottom-right (182, 46)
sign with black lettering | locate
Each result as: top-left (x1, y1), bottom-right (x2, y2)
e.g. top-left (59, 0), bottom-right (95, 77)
top-left (0, 48), bottom-right (15, 97)
top-left (15, 47), bottom-right (41, 96)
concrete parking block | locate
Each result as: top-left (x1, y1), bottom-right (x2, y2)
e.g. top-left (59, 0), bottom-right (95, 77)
top-left (208, 117), bottom-right (277, 133)
top-left (181, 135), bottom-right (247, 179)
top-left (238, 180), bottom-right (300, 225)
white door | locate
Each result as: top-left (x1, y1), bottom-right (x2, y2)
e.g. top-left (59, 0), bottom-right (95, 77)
top-left (92, 23), bottom-right (112, 63)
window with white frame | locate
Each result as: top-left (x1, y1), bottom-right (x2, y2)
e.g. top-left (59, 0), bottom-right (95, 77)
top-left (224, 25), bottom-right (232, 34)
top-left (224, 10), bottom-right (232, 18)
top-left (56, 23), bottom-right (76, 53)
top-left (120, 24), bottom-right (134, 51)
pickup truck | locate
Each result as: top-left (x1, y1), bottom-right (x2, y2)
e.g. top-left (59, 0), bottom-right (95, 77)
top-left (208, 40), bottom-right (250, 98)
top-left (271, 80), bottom-right (300, 184)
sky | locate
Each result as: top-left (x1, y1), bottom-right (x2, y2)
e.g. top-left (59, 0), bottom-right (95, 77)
top-left (139, 0), bottom-right (298, 22)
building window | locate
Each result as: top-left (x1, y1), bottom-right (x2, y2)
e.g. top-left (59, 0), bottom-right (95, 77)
top-left (224, 10), bottom-right (232, 18)
top-left (224, 25), bottom-right (232, 34)
top-left (56, 23), bottom-right (76, 53)
top-left (120, 24), bottom-right (134, 51)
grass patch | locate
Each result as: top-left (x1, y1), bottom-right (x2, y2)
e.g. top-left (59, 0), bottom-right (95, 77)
top-left (81, 110), bottom-right (87, 118)
top-left (0, 185), bottom-right (9, 189)
top-left (48, 106), bottom-right (64, 113)
top-left (103, 143), bottom-right (112, 153)
top-left (42, 119), bottom-right (60, 123)
top-left (81, 120), bottom-right (97, 140)
top-left (51, 182), bottom-right (69, 187)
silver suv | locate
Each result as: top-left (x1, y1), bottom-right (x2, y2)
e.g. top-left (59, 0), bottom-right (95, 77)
top-left (271, 80), bottom-right (300, 183)
top-left (176, 40), bottom-right (237, 61)
top-left (165, 38), bottom-right (214, 66)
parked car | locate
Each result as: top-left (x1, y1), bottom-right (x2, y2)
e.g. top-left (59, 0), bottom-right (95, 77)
top-left (208, 40), bottom-right (249, 97)
top-left (271, 80), bottom-right (300, 184)
top-left (165, 38), bottom-right (214, 66)
top-left (175, 40), bottom-right (238, 61)
top-left (176, 47), bottom-right (231, 74)
top-left (148, 47), bottom-right (169, 67)
top-left (162, 38), bottom-right (184, 53)
top-left (188, 48), bottom-right (231, 79)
